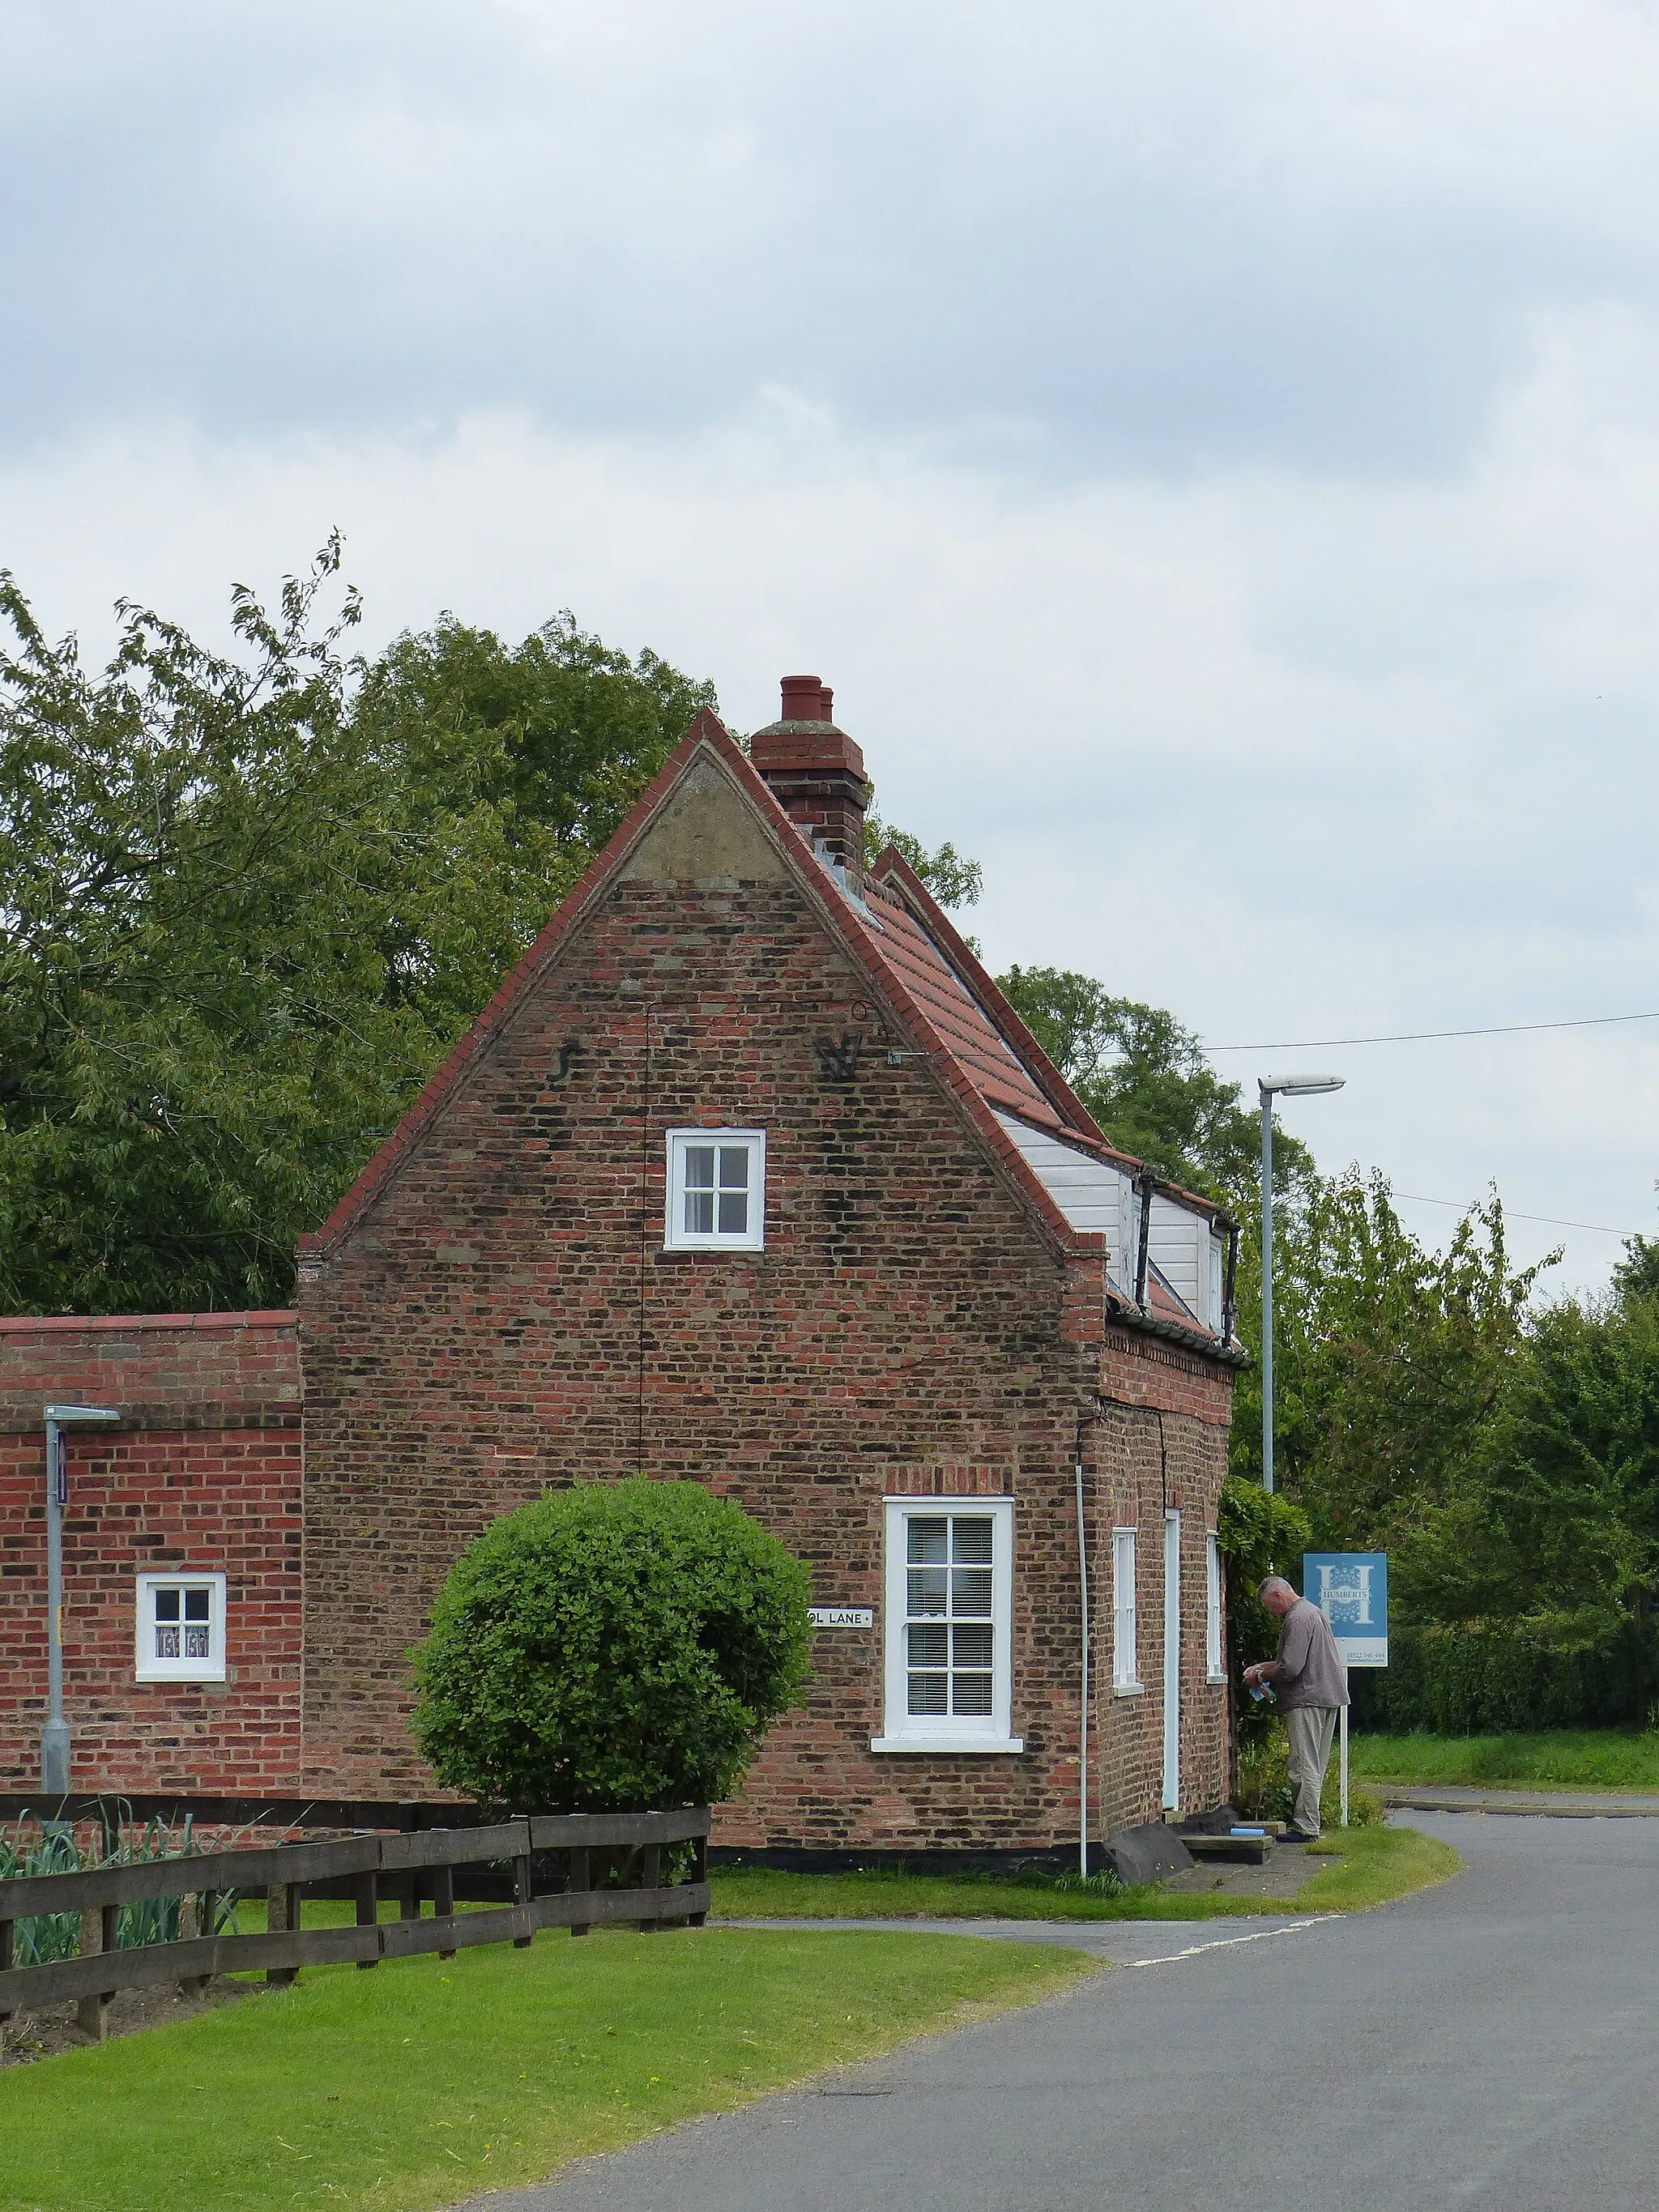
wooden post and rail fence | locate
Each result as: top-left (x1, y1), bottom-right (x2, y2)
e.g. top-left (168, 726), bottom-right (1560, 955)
top-left (0, 1804), bottom-right (710, 2041)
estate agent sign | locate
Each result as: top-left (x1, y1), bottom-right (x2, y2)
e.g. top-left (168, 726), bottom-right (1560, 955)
top-left (1302, 1552), bottom-right (1388, 1668)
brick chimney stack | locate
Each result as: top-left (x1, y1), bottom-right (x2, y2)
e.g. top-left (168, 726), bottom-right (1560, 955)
top-left (749, 676), bottom-right (869, 885)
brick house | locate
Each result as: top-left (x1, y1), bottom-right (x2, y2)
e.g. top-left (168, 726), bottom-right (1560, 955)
top-left (0, 680), bottom-right (1243, 1861)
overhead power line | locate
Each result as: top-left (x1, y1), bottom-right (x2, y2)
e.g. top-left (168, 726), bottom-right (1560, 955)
top-left (1394, 1192), bottom-right (1636, 1238)
top-left (1206, 1010), bottom-right (1659, 1052)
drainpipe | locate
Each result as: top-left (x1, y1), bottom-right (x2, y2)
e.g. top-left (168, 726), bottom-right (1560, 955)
top-left (1133, 1174), bottom-right (1155, 1313)
top-left (1222, 1221), bottom-right (1240, 1344)
top-left (1075, 1447), bottom-right (1090, 1879)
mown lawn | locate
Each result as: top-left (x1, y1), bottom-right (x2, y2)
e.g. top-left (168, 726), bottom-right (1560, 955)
top-left (0, 1925), bottom-right (1092, 2212)
top-left (1350, 1728), bottom-right (1659, 1792)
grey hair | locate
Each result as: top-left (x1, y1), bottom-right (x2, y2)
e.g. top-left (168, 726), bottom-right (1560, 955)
top-left (1256, 1575), bottom-right (1298, 1601)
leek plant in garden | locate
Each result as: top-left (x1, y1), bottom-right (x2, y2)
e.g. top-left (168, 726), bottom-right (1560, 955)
top-left (0, 1807), bottom-right (237, 1965)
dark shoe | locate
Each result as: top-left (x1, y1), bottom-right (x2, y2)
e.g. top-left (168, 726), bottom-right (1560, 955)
top-left (1277, 1826), bottom-right (1317, 1844)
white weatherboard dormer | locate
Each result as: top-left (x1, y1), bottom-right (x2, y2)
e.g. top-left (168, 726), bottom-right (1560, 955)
top-left (993, 1115), bottom-right (1141, 1301)
top-left (1148, 1191), bottom-right (1229, 1333)
top-left (996, 1112), bottom-right (1227, 1332)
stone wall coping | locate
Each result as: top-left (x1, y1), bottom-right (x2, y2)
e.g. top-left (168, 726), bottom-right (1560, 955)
top-left (0, 1310), bottom-right (297, 1337)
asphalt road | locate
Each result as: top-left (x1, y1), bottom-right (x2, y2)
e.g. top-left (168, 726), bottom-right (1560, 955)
top-left (468, 1814), bottom-right (1659, 2212)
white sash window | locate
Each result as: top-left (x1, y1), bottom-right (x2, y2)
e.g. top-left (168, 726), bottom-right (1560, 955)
top-left (1206, 1531), bottom-right (1226, 1681)
top-left (1112, 1527), bottom-right (1143, 1692)
top-left (872, 1498), bottom-right (1021, 1753)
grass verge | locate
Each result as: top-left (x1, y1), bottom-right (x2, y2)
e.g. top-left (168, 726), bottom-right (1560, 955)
top-left (1294, 1824), bottom-right (1462, 1910)
top-left (712, 1868), bottom-right (1269, 1920)
top-left (1350, 1728), bottom-right (1659, 1792)
top-left (0, 1925), bottom-right (1093, 2212)
top-left (710, 1822), bottom-right (1460, 1923)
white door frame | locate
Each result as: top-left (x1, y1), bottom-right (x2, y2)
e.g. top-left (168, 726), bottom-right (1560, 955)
top-left (1162, 1508), bottom-right (1182, 1810)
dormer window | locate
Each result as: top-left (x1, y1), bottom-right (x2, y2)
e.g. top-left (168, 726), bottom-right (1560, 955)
top-left (664, 1128), bottom-right (766, 1251)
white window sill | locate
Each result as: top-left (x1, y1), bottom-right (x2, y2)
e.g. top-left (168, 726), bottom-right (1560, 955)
top-left (869, 1736), bottom-right (1025, 1755)
top-left (1112, 1682), bottom-right (1146, 1698)
top-left (1206, 1673), bottom-right (1230, 1686)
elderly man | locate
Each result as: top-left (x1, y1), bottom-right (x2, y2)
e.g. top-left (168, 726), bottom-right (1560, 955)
top-left (1243, 1575), bottom-right (1350, 1843)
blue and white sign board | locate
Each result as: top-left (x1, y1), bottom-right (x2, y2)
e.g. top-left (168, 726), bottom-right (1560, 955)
top-left (1303, 1553), bottom-right (1388, 1668)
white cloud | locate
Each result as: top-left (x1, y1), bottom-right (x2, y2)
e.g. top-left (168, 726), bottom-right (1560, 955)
top-left (7, 296), bottom-right (1659, 1288)
top-left (5, 0), bottom-right (1659, 1291)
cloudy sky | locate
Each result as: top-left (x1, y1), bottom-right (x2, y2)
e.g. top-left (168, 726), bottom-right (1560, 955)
top-left (6, 0), bottom-right (1659, 1291)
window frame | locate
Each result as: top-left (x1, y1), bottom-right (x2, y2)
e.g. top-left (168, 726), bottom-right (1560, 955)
top-left (1112, 1526), bottom-right (1144, 1694)
top-left (663, 1127), bottom-right (766, 1251)
top-left (134, 1571), bottom-right (228, 1683)
top-left (872, 1496), bottom-right (1021, 1754)
top-left (1205, 1529), bottom-right (1226, 1681)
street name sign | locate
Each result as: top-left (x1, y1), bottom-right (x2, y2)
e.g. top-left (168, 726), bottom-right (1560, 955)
top-left (808, 1607), bottom-right (873, 1629)
top-left (1302, 1552), bottom-right (1388, 1667)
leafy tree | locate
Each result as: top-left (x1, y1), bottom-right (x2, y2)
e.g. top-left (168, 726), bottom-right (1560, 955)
top-left (864, 804), bottom-right (983, 909)
top-left (354, 611), bottom-right (718, 884)
top-left (1227, 1172), bottom-right (1545, 1576)
top-left (1414, 1294), bottom-right (1659, 1647)
top-left (995, 965), bottom-right (1308, 1203)
top-left (1613, 1233), bottom-right (1659, 1310)
top-left (412, 1479), bottom-right (812, 1812)
top-left (0, 548), bottom-right (718, 1314)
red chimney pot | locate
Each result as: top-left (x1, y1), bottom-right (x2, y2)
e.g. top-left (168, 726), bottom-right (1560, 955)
top-left (779, 674), bottom-right (830, 722)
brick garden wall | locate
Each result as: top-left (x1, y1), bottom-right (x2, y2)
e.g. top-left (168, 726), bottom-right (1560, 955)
top-left (0, 1313), bottom-right (303, 1795)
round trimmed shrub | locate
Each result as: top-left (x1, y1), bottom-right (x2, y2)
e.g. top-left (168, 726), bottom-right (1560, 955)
top-left (411, 1479), bottom-right (812, 1812)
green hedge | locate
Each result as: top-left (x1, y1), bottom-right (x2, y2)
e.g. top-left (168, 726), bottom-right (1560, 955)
top-left (1351, 1621), bottom-right (1659, 1735)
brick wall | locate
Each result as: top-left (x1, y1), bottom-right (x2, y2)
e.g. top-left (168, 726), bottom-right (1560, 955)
top-left (299, 757), bottom-right (1239, 1850)
top-left (0, 1314), bottom-right (303, 1794)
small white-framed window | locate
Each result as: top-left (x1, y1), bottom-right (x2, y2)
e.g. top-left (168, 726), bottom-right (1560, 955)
top-left (134, 1573), bottom-right (227, 1682)
top-left (1205, 1531), bottom-right (1226, 1681)
top-left (1112, 1527), bottom-right (1143, 1692)
top-left (872, 1497), bottom-right (1021, 1753)
top-left (664, 1127), bottom-right (766, 1251)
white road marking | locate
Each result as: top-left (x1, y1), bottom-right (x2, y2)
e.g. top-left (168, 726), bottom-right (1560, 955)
top-left (1125, 1919), bottom-right (1329, 1967)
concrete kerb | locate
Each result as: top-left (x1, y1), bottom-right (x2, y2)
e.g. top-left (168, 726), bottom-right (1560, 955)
top-left (1374, 1784), bottom-right (1659, 1818)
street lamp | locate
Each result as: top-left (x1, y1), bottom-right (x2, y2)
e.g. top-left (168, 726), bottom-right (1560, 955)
top-left (41, 1403), bottom-right (121, 1795)
top-left (1258, 1078), bottom-right (1344, 1496)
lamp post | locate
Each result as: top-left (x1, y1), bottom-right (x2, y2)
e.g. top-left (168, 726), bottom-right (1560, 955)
top-left (41, 1403), bottom-right (121, 1795)
top-left (1258, 1078), bottom-right (1344, 1496)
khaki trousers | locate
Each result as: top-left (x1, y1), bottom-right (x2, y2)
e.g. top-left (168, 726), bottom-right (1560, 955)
top-left (1285, 1704), bottom-right (1341, 1837)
